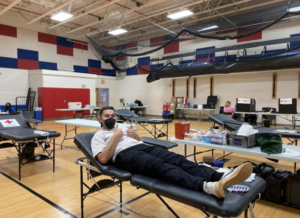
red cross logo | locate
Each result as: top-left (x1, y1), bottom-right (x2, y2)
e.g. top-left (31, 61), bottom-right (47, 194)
top-left (285, 100), bottom-right (286, 102)
top-left (5, 120), bottom-right (12, 124)
top-left (244, 100), bottom-right (246, 102)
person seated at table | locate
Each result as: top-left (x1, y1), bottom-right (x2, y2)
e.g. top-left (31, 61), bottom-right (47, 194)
top-left (92, 106), bottom-right (252, 199)
top-left (224, 101), bottom-right (238, 119)
top-left (4, 102), bottom-right (16, 114)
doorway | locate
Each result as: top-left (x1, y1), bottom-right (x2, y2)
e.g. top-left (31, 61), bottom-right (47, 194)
top-left (96, 88), bottom-right (109, 108)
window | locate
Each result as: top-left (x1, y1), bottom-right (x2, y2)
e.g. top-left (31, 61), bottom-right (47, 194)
top-left (272, 73), bottom-right (277, 99)
top-left (210, 76), bottom-right (214, 96)
top-left (193, 78), bottom-right (197, 98)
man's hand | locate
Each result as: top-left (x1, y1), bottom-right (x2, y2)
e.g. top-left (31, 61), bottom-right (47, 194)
top-left (113, 124), bottom-right (123, 139)
top-left (126, 124), bottom-right (137, 138)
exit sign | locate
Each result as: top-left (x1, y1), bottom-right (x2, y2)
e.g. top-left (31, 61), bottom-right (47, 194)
top-left (101, 80), bottom-right (105, 84)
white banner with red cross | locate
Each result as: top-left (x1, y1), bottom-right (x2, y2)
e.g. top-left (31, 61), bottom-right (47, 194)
top-left (0, 119), bottom-right (20, 127)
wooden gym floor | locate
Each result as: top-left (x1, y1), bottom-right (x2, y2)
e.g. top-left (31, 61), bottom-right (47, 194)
top-left (0, 118), bottom-right (299, 218)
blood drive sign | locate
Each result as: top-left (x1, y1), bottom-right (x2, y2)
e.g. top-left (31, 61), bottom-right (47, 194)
top-left (237, 98), bottom-right (251, 104)
top-left (0, 119), bottom-right (20, 127)
top-left (280, 98), bottom-right (292, 105)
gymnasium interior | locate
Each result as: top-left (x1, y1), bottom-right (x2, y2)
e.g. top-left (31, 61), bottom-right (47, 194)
top-left (1, 0), bottom-right (300, 217)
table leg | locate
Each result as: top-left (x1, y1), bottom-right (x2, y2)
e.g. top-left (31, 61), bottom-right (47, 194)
top-left (53, 138), bottom-right (55, 172)
top-left (60, 111), bottom-right (62, 120)
top-left (194, 146), bottom-right (197, 163)
top-left (19, 143), bottom-right (21, 180)
top-left (292, 115), bottom-right (296, 129)
top-left (61, 124), bottom-right (68, 149)
top-left (184, 144), bottom-right (187, 157)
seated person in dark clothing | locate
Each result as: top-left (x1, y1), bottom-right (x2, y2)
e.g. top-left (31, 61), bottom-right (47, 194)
top-left (244, 114), bottom-right (257, 125)
top-left (4, 102), bottom-right (16, 114)
top-left (91, 106), bottom-right (252, 198)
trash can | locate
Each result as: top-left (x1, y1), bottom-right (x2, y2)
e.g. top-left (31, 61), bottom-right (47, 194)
top-left (34, 107), bottom-right (42, 121)
top-left (263, 119), bottom-right (271, 127)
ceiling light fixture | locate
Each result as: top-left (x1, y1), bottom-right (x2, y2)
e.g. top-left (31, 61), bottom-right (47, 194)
top-left (198, 25), bottom-right (219, 32)
top-left (167, 9), bottom-right (194, 20)
top-left (288, 6), bottom-right (300, 12)
top-left (108, 28), bottom-right (128, 35)
top-left (51, 11), bottom-right (73, 22)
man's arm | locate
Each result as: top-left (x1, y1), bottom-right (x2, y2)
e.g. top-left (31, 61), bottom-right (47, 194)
top-left (96, 125), bottom-right (123, 164)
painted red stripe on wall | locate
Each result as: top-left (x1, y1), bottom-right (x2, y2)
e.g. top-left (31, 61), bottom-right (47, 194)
top-left (88, 67), bottom-right (102, 75)
top-left (150, 36), bottom-right (164, 47)
top-left (164, 42), bottom-right (179, 54)
top-left (73, 40), bottom-right (88, 50)
top-left (138, 65), bottom-right (150, 75)
top-left (57, 45), bottom-right (73, 56)
top-left (18, 59), bottom-right (39, 70)
top-left (38, 32), bottom-right (57, 45)
top-left (237, 28), bottom-right (262, 43)
top-left (197, 57), bottom-right (215, 62)
top-left (0, 24), bottom-right (17, 38)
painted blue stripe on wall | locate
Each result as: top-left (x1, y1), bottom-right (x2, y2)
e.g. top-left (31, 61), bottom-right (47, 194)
top-left (57, 36), bottom-right (73, 48)
top-left (179, 60), bottom-right (194, 65)
top-left (39, 61), bottom-right (57, 70)
top-left (102, 69), bottom-right (116, 76)
top-left (215, 54), bottom-right (236, 62)
top-left (164, 34), bottom-right (179, 43)
top-left (138, 57), bottom-right (150, 66)
top-left (74, 65), bottom-right (89, 73)
top-left (150, 63), bottom-right (163, 71)
top-left (0, 56), bottom-right (18, 68)
top-left (127, 67), bottom-right (137, 75)
top-left (17, 49), bottom-right (38, 61)
top-left (88, 59), bottom-right (101, 68)
top-left (116, 44), bottom-right (126, 51)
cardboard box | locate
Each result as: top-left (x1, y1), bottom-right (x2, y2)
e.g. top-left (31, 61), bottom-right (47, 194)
top-left (170, 109), bottom-right (175, 114)
top-left (177, 97), bottom-right (184, 103)
top-left (170, 102), bottom-right (176, 107)
top-left (171, 96), bottom-right (175, 102)
top-left (184, 104), bottom-right (189, 108)
top-left (177, 103), bottom-right (184, 108)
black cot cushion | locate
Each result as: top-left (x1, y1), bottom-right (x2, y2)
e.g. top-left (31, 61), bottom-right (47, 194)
top-left (209, 114), bottom-right (242, 131)
top-left (129, 118), bottom-right (172, 124)
top-left (0, 128), bottom-right (60, 141)
top-left (141, 137), bottom-right (177, 149)
top-left (115, 109), bottom-right (139, 119)
top-left (74, 132), bottom-right (132, 181)
top-left (131, 174), bottom-right (266, 217)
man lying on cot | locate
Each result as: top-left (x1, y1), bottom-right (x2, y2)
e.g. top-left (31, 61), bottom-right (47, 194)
top-left (92, 106), bottom-right (252, 198)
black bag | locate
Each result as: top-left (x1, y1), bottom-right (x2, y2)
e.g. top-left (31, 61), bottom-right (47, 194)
top-left (286, 169), bottom-right (300, 207)
top-left (134, 100), bottom-right (143, 106)
top-left (254, 163), bottom-right (275, 178)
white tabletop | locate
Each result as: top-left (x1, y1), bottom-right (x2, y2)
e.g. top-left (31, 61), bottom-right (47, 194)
top-left (235, 111), bottom-right (300, 116)
top-left (56, 107), bottom-right (100, 111)
top-left (169, 136), bottom-right (300, 163)
top-left (0, 112), bottom-right (8, 114)
top-left (55, 119), bottom-right (138, 130)
top-left (177, 108), bottom-right (216, 111)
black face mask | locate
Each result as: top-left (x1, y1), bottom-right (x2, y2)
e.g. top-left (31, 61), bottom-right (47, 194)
top-left (103, 117), bottom-right (116, 129)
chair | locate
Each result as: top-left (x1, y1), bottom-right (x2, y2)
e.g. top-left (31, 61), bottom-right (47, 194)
top-left (223, 112), bottom-right (232, 117)
top-left (74, 110), bottom-right (85, 119)
top-left (262, 107), bottom-right (276, 126)
top-left (88, 108), bottom-right (100, 120)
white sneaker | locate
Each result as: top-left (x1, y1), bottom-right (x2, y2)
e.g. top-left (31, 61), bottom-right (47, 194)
top-left (220, 162), bottom-right (253, 189)
top-left (203, 181), bottom-right (225, 198)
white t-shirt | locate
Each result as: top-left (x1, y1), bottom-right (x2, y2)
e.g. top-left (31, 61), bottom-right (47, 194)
top-left (91, 128), bottom-right (143, 162)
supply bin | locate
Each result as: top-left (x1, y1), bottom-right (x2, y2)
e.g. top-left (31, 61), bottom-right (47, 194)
top-left (227, 130), bottom-right (256, 148)
top-left (34, 107), bottom-right (42, 121)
